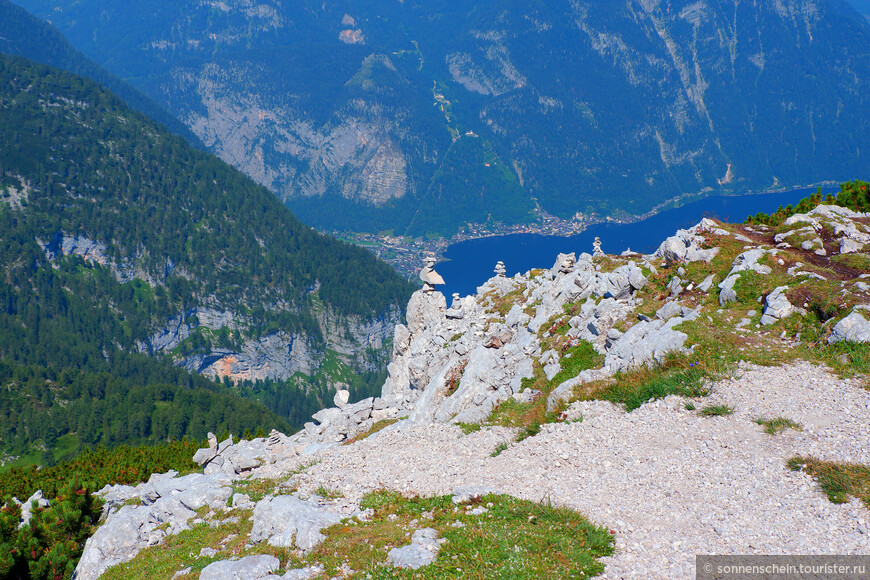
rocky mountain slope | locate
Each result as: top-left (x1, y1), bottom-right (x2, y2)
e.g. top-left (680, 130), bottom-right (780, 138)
top-left (55, 194), bottom-right (870, 578)
top-left (0, 53), bottom-right (413, 457)
top-left (14, 0), bottom-right (870, 235)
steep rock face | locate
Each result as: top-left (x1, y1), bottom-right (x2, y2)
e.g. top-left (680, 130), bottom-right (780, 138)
top-left (18, 0), bottom-right (870, 234)
top-left (173, 57), bottom-right (422, 207)
top-left (140, 304), bottom-right (399, 383)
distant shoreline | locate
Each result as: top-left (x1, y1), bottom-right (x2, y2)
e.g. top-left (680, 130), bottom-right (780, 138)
top-left (326, 181), bottom-right (840, 280)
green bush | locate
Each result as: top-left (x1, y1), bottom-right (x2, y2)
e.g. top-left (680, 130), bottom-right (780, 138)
top-left (0, 482), bottom-right (103, 579)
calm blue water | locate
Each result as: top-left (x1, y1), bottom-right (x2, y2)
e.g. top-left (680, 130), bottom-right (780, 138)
top-left (437, 186), bottom-right (837, 298)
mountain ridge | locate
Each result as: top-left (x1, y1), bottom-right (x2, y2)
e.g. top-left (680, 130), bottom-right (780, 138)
top-left (12, 0), bottom-right (870, 235)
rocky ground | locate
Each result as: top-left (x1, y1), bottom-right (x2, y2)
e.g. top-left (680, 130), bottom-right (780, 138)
top-left (292, 361), bottom-right (870, 579)
top-left (62, 204), bottom-right (870, 579)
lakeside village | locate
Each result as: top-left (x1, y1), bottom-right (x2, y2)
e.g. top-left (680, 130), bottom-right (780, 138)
top-left (325, 183), bottom-right (838, 279)
top-left (326, 209), bottom-right (623, 280)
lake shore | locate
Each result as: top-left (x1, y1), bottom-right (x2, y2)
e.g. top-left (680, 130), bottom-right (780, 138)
top-left (325, 182), bottom-right (839, 282)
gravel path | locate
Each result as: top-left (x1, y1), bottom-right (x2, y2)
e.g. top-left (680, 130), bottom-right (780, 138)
top-left (285, 361), bottom-right (870, 579)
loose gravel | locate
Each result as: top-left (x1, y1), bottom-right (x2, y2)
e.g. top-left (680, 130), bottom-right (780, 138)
top-left (280, 361), bottom-right (870, 579)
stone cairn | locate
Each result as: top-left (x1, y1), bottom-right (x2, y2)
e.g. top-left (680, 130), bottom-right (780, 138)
top-left (446, 292), bottom-right (464, 320)
top-left (494, 261), bottom-right (507, 277)
top-left (419, 256), bottom-right (445, 292)
top-left (558, 253), bottom-right (576, 274)
top-left (592, 237), bottom-right (605, 257)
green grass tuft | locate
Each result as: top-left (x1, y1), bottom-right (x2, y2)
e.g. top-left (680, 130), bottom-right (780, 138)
top-left (788, 457), bottom-right (870, 507)
top-left (491, 442), bottom-right (510, 457)
top-left (456, 423), bottom-right (482, 435)
top-left (582, 359), bottom-right (711, 412)
top-left (698, 404), bottom-right (734, 417)
top-left (312, 491), bottom-right (615, 578)
top-left (754, 417), bottom-right (802, 435)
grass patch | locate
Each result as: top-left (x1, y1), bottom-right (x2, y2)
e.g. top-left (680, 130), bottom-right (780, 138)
top-left (309, 490), bottom-right (614, 578)
top-left (231, 477), bottom-right (279, 503)
top-left (577, 355), bottom-right (711, 412)
top-left (819, 341), bottom-right (870, 379)
top-left (787, 457), bottom-right (870, 507)
top-left (102, 509), bottom-right (284, 579)
top-left (316, 485), bottom-right (344, 500)
top-left (786, 279), bottom-right (851, 322)
top-left (344, 419), bottom-right (399, 445)
top-left (754, 417), bottom-right (802, 435)
top-left (699, 404), bottom-right (734, 416)
top-left (832, 253), bottom-right (870, 271)
top-left (482, 286), bottom-right (524, 317)
top-left (456, 423), bottom-right (481, 435)
top-left (731, 271), bottom-right (771, 305)
top-left (490, 442), bottom-right (509, 457)
top-left (549, 341), bottom-right (605, 387)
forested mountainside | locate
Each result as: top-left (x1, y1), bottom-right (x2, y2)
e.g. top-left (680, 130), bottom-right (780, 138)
top-left (0, 0), bottom-right (202, 147)
top-left (0, 53), bottom-right (413, 463)
top-left (13, 0), bottom-right (870, 235)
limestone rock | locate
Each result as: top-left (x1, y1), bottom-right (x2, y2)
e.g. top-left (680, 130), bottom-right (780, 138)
top-left (387, 528), bottom-right (442, 570)
top-left (760, 286), bottom-right (801, 326)
top-left (250, 495), bottom-right (342, 552)
top-left (840, 238), bottom-right (864, 254)
top-left (406, 290), bottom-right (446, 335)
top-left (656, 301), bottom-right (682, 321)
top-left (828, 312), bottom-right (870, 344)
top-left (192, 447), bottom-right (216, 466)
top-left (654, 229), bottom-right (719, 265)
top-left (200, 555), bottom-right (280, 580)
top-left (697, 274), bottom-right (715, 293)
top-left (333, 389), bottom-right (350, 408)
top-left (19, 490), bottom-right (49, 529)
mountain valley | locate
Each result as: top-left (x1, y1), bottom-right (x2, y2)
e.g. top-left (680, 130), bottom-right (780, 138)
top-left (13, 0), bottom-right (870, 236)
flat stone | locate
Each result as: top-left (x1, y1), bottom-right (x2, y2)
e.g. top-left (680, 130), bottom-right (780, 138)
top-left (200, 555), bottom-right (280, 580)
top-left (387, 528), bottom-right (442, 570)
top-left (250, 495), bottom-right (341, 552)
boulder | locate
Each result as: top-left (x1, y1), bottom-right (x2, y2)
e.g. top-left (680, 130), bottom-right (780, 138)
top-left (19, 490), bottom-right (49, 529)
top-left (406, 290), bottom-right (446, 335)
top-left (654, 230), bottom-right (719, 264)
top-left (697, 274), bottom-right (715, 293)
top-left (250, 495), bottom-right (342, 552)
top-left (828, 312), bottom-right (870, 344)
top-left (605, 312), bottom-right (696, 373)
top-left (200, 555), bottom-right (280, 580)
top-left (75, 496), bottom-right (198, 580)
top-left (760, 286), bottom-right (801, 326)
top-left (655, 301), bottom-right (682, 321)
top-left (192, 447), bottom-right (216, 466)
top-left (840, 238), bottom-right (864, 254)
top-left (333, 389), bottom-right (350, 408)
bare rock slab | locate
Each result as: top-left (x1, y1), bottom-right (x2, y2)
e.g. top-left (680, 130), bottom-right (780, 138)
top-left (200, 554), bottom-right (280, 580)
top-left (250, 495), bottom-right (342, 552)
top-left (387, 528), bottom-right (443, 569)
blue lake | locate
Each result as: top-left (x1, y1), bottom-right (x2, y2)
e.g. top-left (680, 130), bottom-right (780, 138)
top-left (437, 186), bottom-right (837, 298)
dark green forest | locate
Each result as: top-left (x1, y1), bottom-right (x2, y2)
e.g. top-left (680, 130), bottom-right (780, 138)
top-left (0, 0), bottom-right (201, 147)
top-left (0, 53), bottom-right (412, 464)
